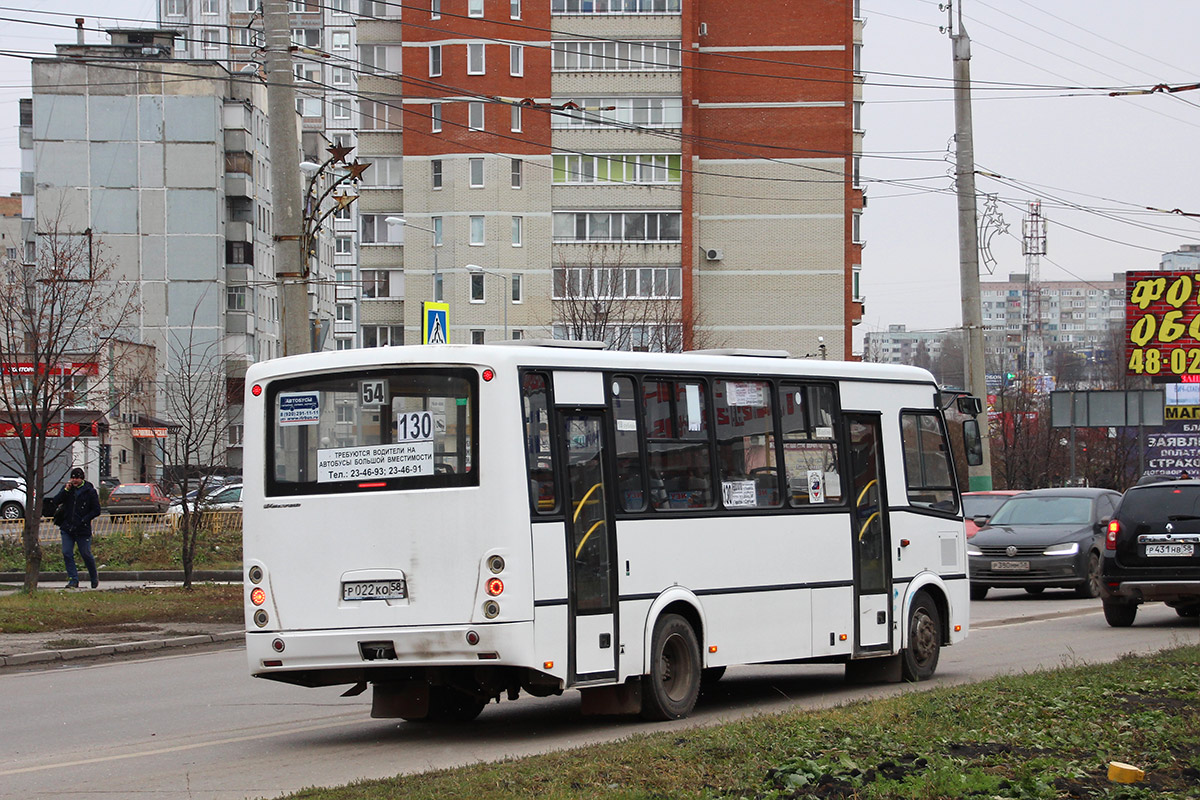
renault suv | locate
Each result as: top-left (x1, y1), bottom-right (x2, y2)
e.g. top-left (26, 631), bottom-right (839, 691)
top-left (1101, 479), bottom-right (1200, 626)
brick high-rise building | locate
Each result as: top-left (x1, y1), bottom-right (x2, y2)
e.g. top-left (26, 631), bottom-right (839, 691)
top-left (357, 0), bottom-right (864, 355)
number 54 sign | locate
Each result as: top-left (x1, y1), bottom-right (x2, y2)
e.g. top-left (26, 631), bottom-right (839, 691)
top-left (1125, 271), bottom-right (1200, 376)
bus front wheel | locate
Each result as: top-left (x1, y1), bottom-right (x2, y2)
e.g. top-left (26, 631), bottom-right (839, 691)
top-left (641, 613), bottom-right (701, 721)
top-left (901, 591), bottom-right (941, 682)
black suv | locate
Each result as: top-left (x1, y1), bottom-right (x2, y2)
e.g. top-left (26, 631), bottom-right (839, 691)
top-left (1101, 480), bottom-right (1200, 626)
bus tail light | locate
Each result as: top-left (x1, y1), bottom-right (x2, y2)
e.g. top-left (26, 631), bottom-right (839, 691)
top-left (253, 609), bottom-right (269, 627)
top-left (487, 555), bottom-right (505, 573)
top-left (251, 587), bottom-right (266, 606)
top-left (1106, 520), bottom-right (1120, 550)
top-left (483, 600), bottom-right (500, 618)
top-left (248, 565), bottom-right (264, 584)
top-left (466, 630), bottom-right (480, 645)
top-left (251, 383), bottom-right (262, 396)
top-left (486, 578), bottom-right (504, 596)
top-left (272, 638), bottom-right (285, 653)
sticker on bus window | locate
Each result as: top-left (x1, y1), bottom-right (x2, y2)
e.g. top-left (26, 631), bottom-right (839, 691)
top-left (727, 382), bottom-right (765, 407)
top-left (722, 480), bottom-right (757, 508)
top-left (316, 442), bottom-right (435, 482)
top-left (360, 380), bottom-right (387, 408)
top-left (808, 470), bottom-right (826, 503)
top-left (278, 392), bottom-right (321, 426)
top-left (685, 384), bottom-right (702, 432)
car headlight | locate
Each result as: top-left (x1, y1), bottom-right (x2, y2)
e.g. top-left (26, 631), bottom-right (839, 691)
top-left (1043, 542), bottom-right (1080, 556)
top-left (966, 543), bottom-right (983, 556)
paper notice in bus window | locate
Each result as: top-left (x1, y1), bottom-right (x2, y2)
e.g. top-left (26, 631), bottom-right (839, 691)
top-left (814, 426), bottom-right (834, 440)
top-left (727, 382), bottom-right (765, 406)
top-left (316, 442), bottom-right (435, 482)
top-left (807, 470), bottom-right (826, 503)
top-left (686, 384), bottom-right (702, 431)
top-left (722, 480), bottom-right (757, 508)
top-left (278, 392), bottom-right (321, 426)
top-left (616, 418), bottom-right (637, 432)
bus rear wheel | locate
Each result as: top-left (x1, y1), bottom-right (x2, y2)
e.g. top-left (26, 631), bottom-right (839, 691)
top-left (901, 591), bottom-right (941, 682)
top-left (641, 613), bottom-right (701, 721)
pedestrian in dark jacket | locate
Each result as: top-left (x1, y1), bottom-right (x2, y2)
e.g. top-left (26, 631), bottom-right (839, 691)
top-left (52, 467), bottom-right (101, 589)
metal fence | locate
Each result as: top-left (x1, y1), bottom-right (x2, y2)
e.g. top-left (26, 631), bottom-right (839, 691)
top-left (0, 512), bottom-right (243, 546)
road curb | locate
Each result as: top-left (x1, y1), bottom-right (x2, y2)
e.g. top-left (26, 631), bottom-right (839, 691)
top-left (0, 570), bottom-right (243, 583)
top-left (0, 629), bottom-right (244, 668)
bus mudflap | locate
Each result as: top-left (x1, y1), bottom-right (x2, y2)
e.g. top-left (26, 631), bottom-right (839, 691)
top-left (579, 679), bottom-right (642, 715)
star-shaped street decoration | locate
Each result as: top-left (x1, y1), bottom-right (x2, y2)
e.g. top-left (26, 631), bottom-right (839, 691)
top-left (344, 160), bottom-right (371, 182)
top-left (335, 193), bottom-right (357, 209)
top-left (326, 143), bottom-right (354, 163)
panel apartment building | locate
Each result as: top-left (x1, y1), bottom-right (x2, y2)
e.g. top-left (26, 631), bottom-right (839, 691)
top-left (352, 0), bottom-right (864, 355)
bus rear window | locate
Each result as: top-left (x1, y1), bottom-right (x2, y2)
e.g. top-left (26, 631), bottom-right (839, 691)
top-left (266, 368), bottom-right (478, 496)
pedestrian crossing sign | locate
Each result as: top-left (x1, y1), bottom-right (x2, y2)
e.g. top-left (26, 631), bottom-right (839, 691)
top-left (422, 302), bottom-right (449, 344)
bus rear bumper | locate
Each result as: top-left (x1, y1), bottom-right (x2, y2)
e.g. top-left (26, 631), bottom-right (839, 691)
top-left (247, 621), bottom-right (538, 680)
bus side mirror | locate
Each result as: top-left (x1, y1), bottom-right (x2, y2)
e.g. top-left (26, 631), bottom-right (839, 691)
top-left (963, 419), bottom-right (984, 466)
top-left (956, 395), bottom-right (983, 416)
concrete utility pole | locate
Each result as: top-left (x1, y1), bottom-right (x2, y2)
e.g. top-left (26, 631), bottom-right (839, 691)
top-left (949, 2), bottom-right (993, 490)
top-left (262, 0), bottom-right (310, 356)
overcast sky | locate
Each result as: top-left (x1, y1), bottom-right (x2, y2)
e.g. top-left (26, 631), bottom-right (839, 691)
top-left (2, 0), bottom-right (1197, 353)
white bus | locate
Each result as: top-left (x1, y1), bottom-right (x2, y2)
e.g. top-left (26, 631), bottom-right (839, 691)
top-left (242, 343), bottom-right (982, 721)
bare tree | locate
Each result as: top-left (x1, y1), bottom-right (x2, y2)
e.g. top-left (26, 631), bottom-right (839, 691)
top-left (0, 222), bottom-right (140, 591)
top-left (161, 309), bottom-right (235, 588)
top-left (553, 247), bottom-right (721, 352)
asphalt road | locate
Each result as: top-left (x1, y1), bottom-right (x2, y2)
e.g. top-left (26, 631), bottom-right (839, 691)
top-left (2, 590), bottom-right (1196, 800)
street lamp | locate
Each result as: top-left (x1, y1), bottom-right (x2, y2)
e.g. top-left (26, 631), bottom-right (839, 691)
top-left (386, 216), bottom-right (441, 302)
top-left (466, 264), bottom-right (508, 340)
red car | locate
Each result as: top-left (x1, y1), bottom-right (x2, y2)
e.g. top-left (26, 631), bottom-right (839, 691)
top-left (962, 490), bottom-right (1024, 538)
top-left (105, 483), bottom-right (171, 520)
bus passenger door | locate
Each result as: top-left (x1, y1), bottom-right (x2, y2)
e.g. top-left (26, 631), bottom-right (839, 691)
top-left (846, 414), bottom-right (892, 652)
top-left (561, 410), bottom-right (618, 682)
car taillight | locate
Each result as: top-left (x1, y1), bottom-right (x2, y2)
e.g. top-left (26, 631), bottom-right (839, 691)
top-left (1106, 519), bottom-right (1120, 550)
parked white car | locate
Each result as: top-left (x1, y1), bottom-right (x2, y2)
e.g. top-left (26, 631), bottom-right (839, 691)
top-left (167, 484), bottom-right (242, 519)
top-left (0, 477), bottom-right (26, 520)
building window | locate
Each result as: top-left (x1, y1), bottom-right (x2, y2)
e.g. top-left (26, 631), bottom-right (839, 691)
top-left (431, 102), bottom-right (442, 132)
top-left (471, 273), bottom-right (485, 302)
top-left (201, 0), bottom-right (218, 14)
top-left (511, 0), bottom-right (521, 18)
top-left (511, 158), bottom-right (523, 188)
top-left (468, 0), bottom-right (483, 16)
top-left (296, 96), bottom-right (322, 117)
top-left (431, 0), bottom-right (440, 18)
top-left (468, 42), bottom-right (486, 74)
top-left (553, 266), bottom-right (682, 299)
top-left (331, 31), bottom-right (351, 51)
top-left (552, 153), bottom-right (682, 184)
top-left (550, 0), bottom-right (681, 12)
top-left (512, 272), bottom-right (523, 303)
top-left (227, 285), bottom-right (248, 311)
top-left (432, 159), bottom-right (443, 189)
top-left (336, 268), bottom-right (353, 284)
top-left (552, 211), bottom-right (682, 242)
top-left (361, 270), bottom-right (392, 299)
top-left (469, 101), bottom-right (485, 130)
top-left (511, 104), bottom-right (522, 132)
top-left (510, 45), bottom-right (524, 76)
top-left (511, 216), bottom-right (522, 247)
top-left (470, 215), bottom-right (485, 246)
top-left (330, 0), bottom-right (351, 13)
top-left (229, 424), bottom-right (244, 447)
top-left (360, 214), bottom-right (403, 244)
top-left (291, 28), bottom-right (320, 48)
top-left (202, 28), bottom-right (221, 49)
top-left (335, 337), bottom-right (354, 351)
top-left (331, 97), bottom-right (351, 120)
top-left (550, 96), bottom-right (682, 129)
top-left (362, 326), bottom-right (404, 347)
top-left (853, 100), bottom-right (864, 131)
top-left (335, 236), bottom-right (353, 255)
top-left (512, 329), bottom-right (524, 340)
top-left (429, 45), bottom-right (442, 76)
top-left (471, 330), bottom-right (485, 345)
top-left (336, 303), bottom-right (353, 321)
top-left (432, 216), bottom-right (443, 245)
top-left (360, 99), bottom-right (402, 130)
top-left (331, 66), bottom-right (351, 85)
top-left (852, 211), bottom-right (863, 244)
top-left (469, 158), bottom-right (485, 187)
top-left (363, 156), bottom-right (403, 187)
top-left (552, 40), bottom-right (681, 71)
top-left (165, 0), bottom-right (187, 15)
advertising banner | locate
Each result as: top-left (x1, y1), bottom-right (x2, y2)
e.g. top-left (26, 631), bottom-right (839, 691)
top-left (1125, 271), bottom-right (1200, 376)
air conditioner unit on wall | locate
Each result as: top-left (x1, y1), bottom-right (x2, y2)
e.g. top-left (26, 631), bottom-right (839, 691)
top-left (705, 248), bottom-right (723, 261)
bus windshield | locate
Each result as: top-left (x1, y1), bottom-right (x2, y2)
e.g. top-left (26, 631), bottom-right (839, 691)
top-left (266, 367), bottom-right (477, 496)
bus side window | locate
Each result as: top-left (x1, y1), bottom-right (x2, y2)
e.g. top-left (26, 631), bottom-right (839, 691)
top-left (901, 411), bottom-right (956, 511)
top-left (611, 376), bottom-right (645, 512)
top-left (521, 372), bottom-right (558, 514)
top-left (779, 383), bottom-right (843, 507)
top-left (715, 379), bottom-right (780, 508)
top-left (644, 379), bottom-right (714, 511)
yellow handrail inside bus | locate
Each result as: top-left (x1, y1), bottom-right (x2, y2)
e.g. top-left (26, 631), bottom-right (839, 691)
top-left (573, 482), bottom-right (603, 523)
top-left (855, 479), bottom-right (877, 508)
top-left (858, 511), bottom-right (879, 541)
top-left (574, 519), bottom-right (606, 558)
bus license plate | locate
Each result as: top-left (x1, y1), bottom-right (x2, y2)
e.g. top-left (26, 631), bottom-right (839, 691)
top-left (991, 560), bottom-right (1030, 571)
top-left (1146, 544), bottom-right (1194, 557)
top-left (342, 580), bottom-right (407, 600)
